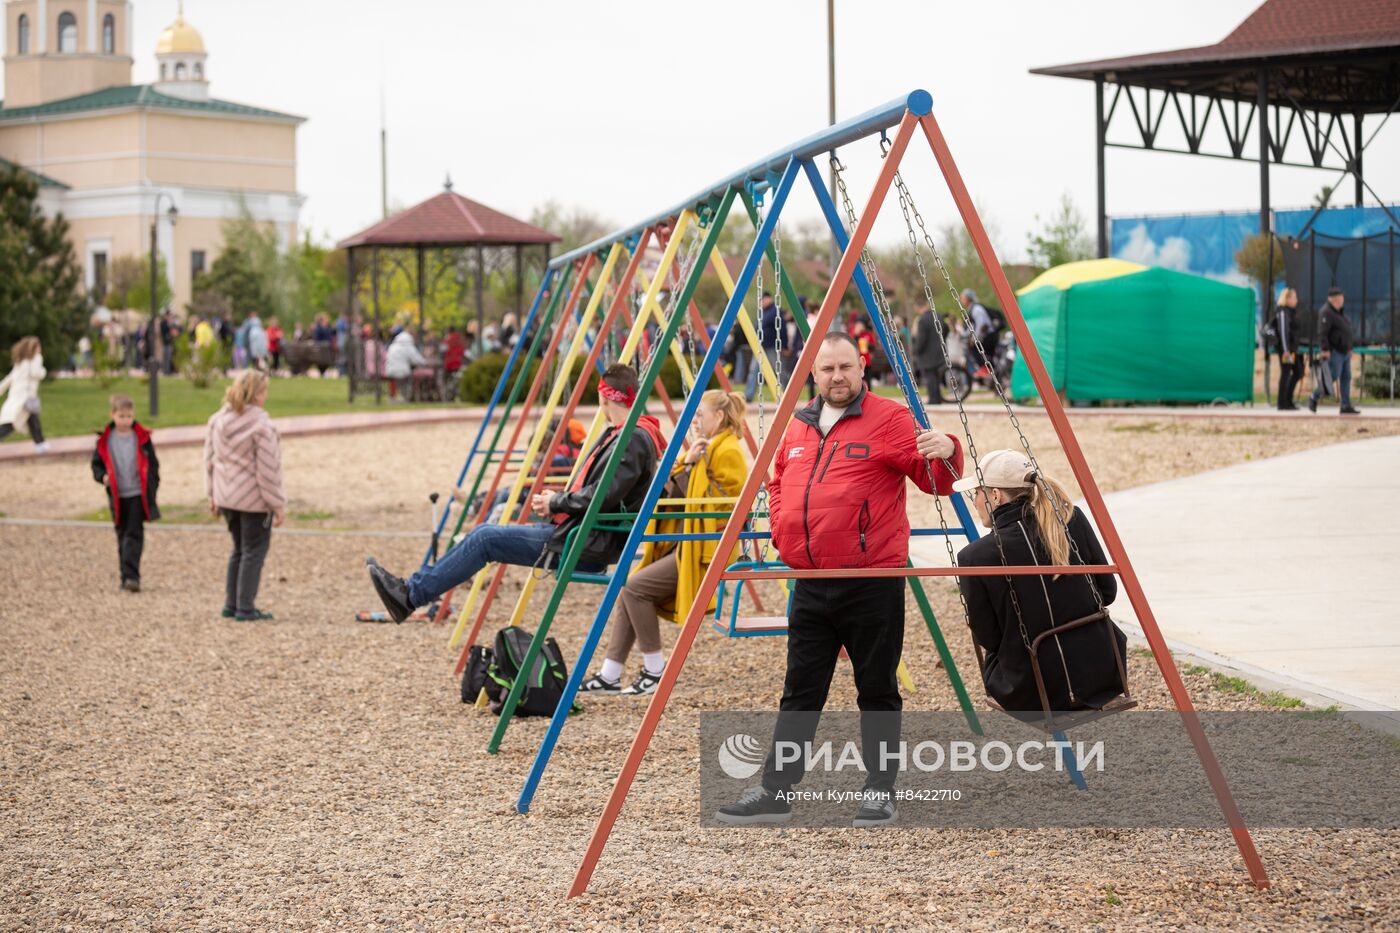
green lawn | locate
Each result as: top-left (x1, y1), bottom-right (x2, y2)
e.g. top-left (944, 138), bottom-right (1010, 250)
top-left (7, 376), bottom-right (456, 441)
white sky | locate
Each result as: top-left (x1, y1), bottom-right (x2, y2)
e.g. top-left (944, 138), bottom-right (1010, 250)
top-left (35, 1), bottom-right (1400, 259)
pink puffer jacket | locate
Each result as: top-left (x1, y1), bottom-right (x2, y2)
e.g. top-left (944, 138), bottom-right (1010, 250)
top-left (203, 404), bottom-right (287, 514)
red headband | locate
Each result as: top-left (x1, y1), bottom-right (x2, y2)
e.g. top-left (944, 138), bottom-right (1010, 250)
top-left (597, 379), bottom-right (635, 406)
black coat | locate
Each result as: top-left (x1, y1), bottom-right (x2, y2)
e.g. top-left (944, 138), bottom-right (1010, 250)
top-left (545, 421), bottom-right (660, 568)
top-left (1315, 303), bottom-right (1355, 355)
top-left (957, 501), bottom-right (1125, 713)
top-left (911, 309), bottom-right (948, 372)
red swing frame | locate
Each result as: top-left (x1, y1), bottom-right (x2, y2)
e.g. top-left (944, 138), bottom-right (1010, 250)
top-left (566, 105), bottom-right (1271, 897)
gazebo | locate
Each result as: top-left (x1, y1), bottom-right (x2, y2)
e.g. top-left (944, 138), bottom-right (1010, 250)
top-left (1032, 0), bottom-right (1400, 258)
top-left (335, 180), bottom-right (560, 401)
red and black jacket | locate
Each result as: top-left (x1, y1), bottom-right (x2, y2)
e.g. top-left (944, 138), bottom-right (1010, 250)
top-left (768, 388), bottom-right (961, 570)
top-left (91, 422), bottom-right (161, 524)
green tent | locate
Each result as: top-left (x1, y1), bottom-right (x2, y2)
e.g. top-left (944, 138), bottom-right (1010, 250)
top-left (1008, 259), bottom-right (1255, 403)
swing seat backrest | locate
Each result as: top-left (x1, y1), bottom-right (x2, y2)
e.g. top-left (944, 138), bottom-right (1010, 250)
top-left (1026, 610), bottom-right (1137, 733)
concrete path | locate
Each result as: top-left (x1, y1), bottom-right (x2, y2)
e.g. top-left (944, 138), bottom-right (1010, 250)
top-left (914, 434), bottom-right (1400, 715)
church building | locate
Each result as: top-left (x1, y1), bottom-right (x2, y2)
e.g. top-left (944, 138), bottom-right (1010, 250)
top-left (1, 2), bottom-right (304, 313)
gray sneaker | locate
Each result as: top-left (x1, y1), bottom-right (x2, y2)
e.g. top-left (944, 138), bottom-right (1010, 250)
top-left (852, 791), bottom-right (896, 827)
top-left (715, 785), bottom-right (792, 825)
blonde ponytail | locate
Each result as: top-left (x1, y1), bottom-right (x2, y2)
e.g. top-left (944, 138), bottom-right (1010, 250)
top-left (1025, 474), bottom-right (1074, 568)
top-left (224, 369), bottom-right (269, 415)
top-left (702, 388), bottom-right (747, 437)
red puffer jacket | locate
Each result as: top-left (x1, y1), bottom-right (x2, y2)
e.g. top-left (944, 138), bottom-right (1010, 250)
top-left (768, 389), bottom-right (962, 570)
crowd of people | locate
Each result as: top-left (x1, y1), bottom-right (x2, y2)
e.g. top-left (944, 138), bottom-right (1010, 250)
top-left (64, 307), bottom-right (516, 404)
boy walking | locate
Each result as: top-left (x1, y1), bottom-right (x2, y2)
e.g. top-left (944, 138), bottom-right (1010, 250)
top-left (92, 394), bottom-right (160, 591)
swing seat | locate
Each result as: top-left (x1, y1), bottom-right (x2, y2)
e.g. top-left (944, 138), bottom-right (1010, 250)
top-left (1016, 610), bottom-right (1137, 733)
top-left (712, 560), bottom-right (794, 637)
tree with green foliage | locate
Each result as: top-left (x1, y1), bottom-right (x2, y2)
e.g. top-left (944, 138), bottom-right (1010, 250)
top-left (1026, 192), bottom-right (1094, 271)
top-left (0, 161), bottom-right (90, 361)
top-left (1235, 233), bottom-right (1285, 294)
top-left (193, 210), bottom-right (293, 321)
top-left (107, 253), bottom-right (172, 313)
top-left (528, 201), bottom-right (612, 255)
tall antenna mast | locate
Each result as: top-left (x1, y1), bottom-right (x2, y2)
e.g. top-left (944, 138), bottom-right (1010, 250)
top-left (379, 52), bottom-right (389, 219)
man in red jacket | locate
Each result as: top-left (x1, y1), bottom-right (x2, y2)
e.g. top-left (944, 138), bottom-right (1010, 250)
top-left (717, 332), bottom-right (962, 828)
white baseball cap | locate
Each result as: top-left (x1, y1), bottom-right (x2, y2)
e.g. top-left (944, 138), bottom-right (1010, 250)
top-left (950, 449), bottom-right (1035, 493)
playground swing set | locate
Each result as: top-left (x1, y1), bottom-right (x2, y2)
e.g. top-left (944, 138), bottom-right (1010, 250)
top-left (411, 89), bottom-right (1268, 898)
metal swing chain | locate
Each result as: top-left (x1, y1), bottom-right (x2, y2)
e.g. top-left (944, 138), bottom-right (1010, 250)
top-left (749, 194), bottom-right (773, 564)
top-left (642, 221), bottom-right (704, 378)
top-left (829, 151), bottom-right (998, 653)
top-left (894, 168), bottom-right (1108, 643)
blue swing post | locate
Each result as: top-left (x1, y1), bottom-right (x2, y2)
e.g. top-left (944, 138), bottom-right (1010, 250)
top-left (514, 166), bottom-right (803, 813)
top-left (419, 266), bottom-right (558, 570)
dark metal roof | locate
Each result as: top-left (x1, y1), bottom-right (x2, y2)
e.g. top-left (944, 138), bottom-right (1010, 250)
top-left (336, 189), bottom-right (561, 250)
top-left (0, 156), bottom-right (70, 188)
top-left (0, 84), bottom-right (304, 123)
top-left (1033, 0), bottom-right (1400, 112)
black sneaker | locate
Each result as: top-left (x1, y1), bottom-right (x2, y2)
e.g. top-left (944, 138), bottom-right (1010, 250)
top-left (852, 790), bottom-right (897, 827)
top-left (221, 606), bottom-right (236, 619)
top-left (1340, 406), bottom-right (1360, 415)
top-left (1308, 396), bottom-right (1318, 412)
top-left (579, 673), bottom-right (622, 694)
top-left (715, 786), bottom-right (792, 825)
top-left (121, 579), bottom-right (141, 593)
top-left (234, 609), bottom-right (275, 622)
top-left (366, 557), bottom-right (414, 624)
top-left (621, 669), bottom-right (662, 696)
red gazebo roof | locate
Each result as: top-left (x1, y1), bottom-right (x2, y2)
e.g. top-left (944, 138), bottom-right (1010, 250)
top-left (337, 187), bottom-right (560, 250)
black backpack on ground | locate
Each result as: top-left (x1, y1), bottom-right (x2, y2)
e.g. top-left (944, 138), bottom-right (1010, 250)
top-left (460, 625), bottom-right (581, 718)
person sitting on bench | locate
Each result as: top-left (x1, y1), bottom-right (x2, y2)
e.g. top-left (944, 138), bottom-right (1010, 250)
top-left (954, 450), bottom-right (1127, 713)
top-left (580, 389), bottom-right (751, 697)
top-left (366, 364), bottom-right (665, 622)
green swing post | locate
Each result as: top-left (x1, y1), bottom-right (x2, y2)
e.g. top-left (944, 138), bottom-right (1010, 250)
top-left (740, 189), bottom-right (981, 733)
top-left (486, 195), bottom-right (737, 753)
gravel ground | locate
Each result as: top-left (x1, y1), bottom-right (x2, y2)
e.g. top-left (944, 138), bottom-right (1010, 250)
top-left (2, 413), bottom-right (1398, 931)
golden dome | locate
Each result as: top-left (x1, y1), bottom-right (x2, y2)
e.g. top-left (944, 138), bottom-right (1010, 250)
top-left (156, 15), bottom-right (205, 55)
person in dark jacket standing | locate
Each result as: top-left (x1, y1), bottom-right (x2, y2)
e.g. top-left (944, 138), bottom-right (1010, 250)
top-left (366, 363), bottom-right (665, 623)
top-left (911, 305), bottom-right (949, 404)
top-left (91, 394), bottom-right (160, 592)
top-left (716, 332), bottom-right (963, 828)
top-left (1309, 287), bottom-right (1359, 415)
top-left (745, 292), bottom-right (785, 402)
top-left (953, 450), bottom-right (1126, 715)
top-left (1273, 287), bottom-right (1302, 411)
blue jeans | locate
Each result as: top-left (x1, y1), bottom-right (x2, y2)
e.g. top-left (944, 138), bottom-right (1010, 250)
top-left (1311, 352), bottom-right (1352, 408)
top-left (407, 522), bottom-right (555, 606)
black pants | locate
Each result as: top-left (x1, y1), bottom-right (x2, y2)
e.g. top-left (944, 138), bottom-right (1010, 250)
top-left (223, 508), bottom-right (272, 613)
top-left (115, 496), bottom-right (145, 583)
top-left (1277, 354), bottom-right (1303, 409)
top-left (0, 414), bottom-right (44, 444)
top-left (762, 577), bottom-right (905, 794)
top-left (920, 365), bottom-right (947, 404)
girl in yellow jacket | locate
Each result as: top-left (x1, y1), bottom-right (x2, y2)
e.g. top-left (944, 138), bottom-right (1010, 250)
top-left (580, 389), bottom-right (749, 696)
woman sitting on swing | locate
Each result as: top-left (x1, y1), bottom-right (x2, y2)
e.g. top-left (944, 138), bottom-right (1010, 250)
top-left (580, 389), bottom-right (750, 696)
top-left (954, 450), bottom-right (1128, 715)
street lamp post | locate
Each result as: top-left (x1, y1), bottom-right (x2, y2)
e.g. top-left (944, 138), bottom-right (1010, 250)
top-left (148, 194), bottom-right (178, 418)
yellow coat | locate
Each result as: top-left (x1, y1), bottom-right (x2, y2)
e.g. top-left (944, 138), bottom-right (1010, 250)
top-left (639, 429), bottom-right (748, 621)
